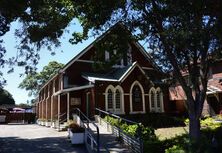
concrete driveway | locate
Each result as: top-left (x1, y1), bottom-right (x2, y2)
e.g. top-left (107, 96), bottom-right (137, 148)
top-left (0, 124), bottom-right (87, 153)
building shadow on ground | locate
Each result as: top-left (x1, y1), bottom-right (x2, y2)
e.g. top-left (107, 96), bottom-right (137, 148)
top-left (0, 136), bottom-right (87, 153)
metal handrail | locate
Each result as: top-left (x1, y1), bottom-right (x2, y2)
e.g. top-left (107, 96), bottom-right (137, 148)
top-left (95, 108), bottom-right (143, 153)
top-left (59, 112), bottom-right (67, 120)
top-left (72, 108), bottom-right (100, 153)
top-left (57, 112), bottom-right (67, 131)
top-left (95, 108), bottom-right (138, 125)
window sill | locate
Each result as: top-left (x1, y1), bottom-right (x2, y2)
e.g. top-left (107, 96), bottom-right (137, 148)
top-left (129, 111), bottom-right (146, 114)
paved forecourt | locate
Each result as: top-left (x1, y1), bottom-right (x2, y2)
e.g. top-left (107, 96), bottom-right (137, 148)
top-left (0, 124), bottom-right (87, 153)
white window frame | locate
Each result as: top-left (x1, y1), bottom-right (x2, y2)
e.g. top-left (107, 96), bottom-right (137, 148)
top-left (155, 87), bottom-right (164, 113)
top-left (105, 85), bottom-right (125, 114)
top-left (149, 87), bottom-right (156, 112)
top-left (105, 51), bottom-right (110, 61)
top-left (114, 85), bottom-right (125, 114)
top-left (105, 85), bottom-right (115, 112)
top-left (149, 87), bottom-right (164, 113)
top-left (130, 80), bottom-right (145, 114)
top-left (127, 44), bottom-right (132, 65)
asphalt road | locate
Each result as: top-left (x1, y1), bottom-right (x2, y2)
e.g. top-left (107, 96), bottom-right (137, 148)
top-left (0, 124), bottom-right (87, 153)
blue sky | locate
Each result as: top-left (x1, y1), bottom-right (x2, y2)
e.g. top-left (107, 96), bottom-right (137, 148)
top-left (2, 20), bottom-right (94, 104)
top-left (2, 20), bottom-right (148, 104)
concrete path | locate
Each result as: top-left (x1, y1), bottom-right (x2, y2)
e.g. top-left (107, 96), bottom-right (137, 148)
top-left (88, 122), bottom-right (131, 153)
top-left (0, 124), bottom-right (87, 153)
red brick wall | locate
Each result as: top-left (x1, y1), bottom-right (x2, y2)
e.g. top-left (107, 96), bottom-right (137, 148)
top-left (52, 96), bottom-right (58, 120)
top-left (131, 43), bottom-right (153, 68)
top-left (60, 94), bottom-right (67, 114)
top-left (46, 98), bottom-right (51, 120)
top-left (94, 66), bottom-right (171, 114)
top-left (65, 62), bottom-right (93, 86)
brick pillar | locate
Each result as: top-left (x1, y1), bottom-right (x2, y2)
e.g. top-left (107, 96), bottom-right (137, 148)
top-left (38, 102), bottom-right (41, 119)
top-left (46, 99), bottom-right (48, 120)
top-left (40, 101), bottom-right (42, 119)
top-left (51, 96), bottom-right (53, 122)
top-left (58, 95), bottom-right (61, 121)
top-left (43, 101), bottom-right (45, 119)
top-left (43, 100), bottom-right (46, 119)
top-left (37, 102), bottom-right (39, 118)
top-left (67, 93), bottom-right (70, 121)
top-left (52, 96), bottom-right (58, 120)
top-left (47, 98), bottom-right (51, 121)
top-left (41, 101), bottom-right (44, 119)
top-left (91, 88), bottom-right (96, 117)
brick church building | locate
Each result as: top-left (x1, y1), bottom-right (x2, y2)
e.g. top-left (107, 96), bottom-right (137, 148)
top-left (36, 23), bottom-right (173, 122)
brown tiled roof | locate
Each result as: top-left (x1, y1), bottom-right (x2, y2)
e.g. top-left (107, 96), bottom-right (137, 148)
top-left (170, 73), bottom-right (222, 101)
top-left (208, 73), bottom-right (222, 92)
top-left (212, 72), bottom-right (222, 79)
top-left (169, 86), bottom-right (187, 101)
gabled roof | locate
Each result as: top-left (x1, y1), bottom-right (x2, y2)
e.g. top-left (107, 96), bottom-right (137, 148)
top-left (207, 73), bottom-right (222, 94)
top-left (39, 22), bottom-right (159, 91)
top-left (169, 73), bottom-right (222, 100)
top-left (82, 62), bottom-right (149, 83)
top-left (169, 86), bottom-right (187, 101)
top-left (61, 22), bottom-right (159, 73)
top-left (53, 84), bottom-right (94, 96)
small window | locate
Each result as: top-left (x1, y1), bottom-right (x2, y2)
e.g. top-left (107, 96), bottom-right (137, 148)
top-left (107, 89), bottom-right (113, 109)
top-left (127, 44), bottom-right (132, 65)
top-left (105, 51), bottom-right (110, 61)
top-left (63, 76), bottom-right (69, 88)
top-left (115, 90), bottom-right (121, 109)
top-left (113, 49), bottom-right (117, 55)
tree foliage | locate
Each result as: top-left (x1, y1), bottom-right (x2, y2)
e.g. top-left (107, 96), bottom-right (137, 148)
top-left (0, 88), bottom-right (15, 105)
top-left (18, 61), bottom-right (64, 97)
top-left (1, 0), bottom-right (222, 142)
top-left (93, 25), bottom-right (132, 71)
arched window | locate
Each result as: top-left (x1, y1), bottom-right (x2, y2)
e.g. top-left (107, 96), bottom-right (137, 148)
top-left (115, 89), bottom-right (121, 109)
top-left (132, 85), bottom-right (142, 103)
top-left (156, 90), bottom-right (161, 107)
top-left (149, 88), bottom-right (156, 112)
top-left (105, 85), bottom-right (124, 114)
top-left (105, 85), bottom-right (115, 111)
top-left (130, 81), bottom-right (145, 113)
top-left (156, 88), bottom-right (163, 112)
top-left (149, 87), bottom-right (164, 112)
top-left (107, 89), bottom-right (113, 110)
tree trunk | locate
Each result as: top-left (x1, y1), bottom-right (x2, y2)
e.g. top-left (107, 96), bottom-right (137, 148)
top-left (189, 113), bottom-right (201, 140)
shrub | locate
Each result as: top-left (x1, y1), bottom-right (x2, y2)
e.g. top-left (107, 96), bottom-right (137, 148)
top-left (122, 113), bottom-right (186, 128)
top-left (103, 116), bottom-right (156, 140)
top-left (201, 117), bottom-right (215, 127)
top-left (165, 145), bottom-right (185, 153)
top-left (163, 133), bottom-right (221, 153)
top-left (123, 124), bottom-right (138, 137)
top-left (184, 116), bottom-right (222, 128)
top-left (104, 116), bottom-right (119, 126)
top-left (144, 139), bottom-right (163, 153)
top-left (68, 123), bottom-right (85, 133)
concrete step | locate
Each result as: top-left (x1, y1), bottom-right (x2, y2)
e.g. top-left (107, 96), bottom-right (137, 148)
top-left (54, 123), bottom-right (67, 131)
top-left (86, 122), bottom-right (131, 153)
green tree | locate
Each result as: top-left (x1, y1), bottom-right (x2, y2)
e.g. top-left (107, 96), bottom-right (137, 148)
top-left (19, 61), bottom-right (64, 97)
top-left (0, 88), bottom-right (15, 105)
top-left (1, 0), bottom-right (222, 143)
top-left (16, 103), bottom-right (30, 108)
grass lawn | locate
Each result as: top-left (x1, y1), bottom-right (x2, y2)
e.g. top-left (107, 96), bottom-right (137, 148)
top-left (155, 126), bottom-right (189, 140)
